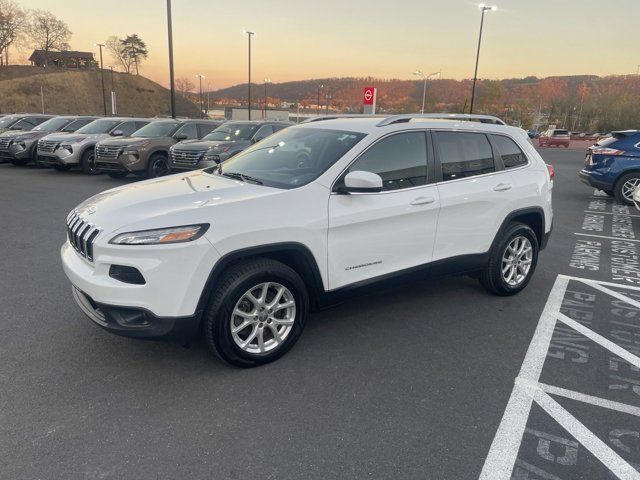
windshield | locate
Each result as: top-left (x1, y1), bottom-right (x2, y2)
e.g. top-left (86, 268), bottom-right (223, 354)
top-left (0, 116), bottom-right (18, 128)
top-left (33, 117), bottom-right (72, 132)
top-left (132, 121), bottom-right (179, 138)
top-left (206, 127), bottom-right (366, 189)
top-left (75, 119), bottom-right (121, 135)
top-left (204, 123), bottom-right (258, 142)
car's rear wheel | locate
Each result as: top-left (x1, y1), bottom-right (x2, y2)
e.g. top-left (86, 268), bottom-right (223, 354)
top-left (202, 258), bottom-right (308, 367)
top-left (615, 173), bottom-right (640, 206)
top-left (107, 171), bottom-right (128, 179)
top-left (147, 154), bottom-right (170, 178)
top-left (80, 149), bottom-right (98, 175)
top-left (480, 222), bottom-right (539, 296)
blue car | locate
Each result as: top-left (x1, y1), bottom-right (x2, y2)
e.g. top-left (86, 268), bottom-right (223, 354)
top-left (578, 130), bottom-right (640, 205)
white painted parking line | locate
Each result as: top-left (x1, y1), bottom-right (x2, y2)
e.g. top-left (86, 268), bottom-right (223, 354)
top-left (575, 232), bottom-right (640, 243)
top-left (584, 210), bottom-right (640, 219)
top-left (538, 383), bottom-right (640, 417)
top-left (480, 275), bottom-right (640, 479)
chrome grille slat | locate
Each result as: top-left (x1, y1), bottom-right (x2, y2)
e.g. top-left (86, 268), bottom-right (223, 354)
top-left (0, 138), bottom-right (12, 149)
top-left (65, 209), bottom-right (101, 262)
top-left (37, 140), bottom-right (60, 154)
top-left (95, 145), bottom-right (122, 160)
top-left (171, 149), bottom-right (203, 166)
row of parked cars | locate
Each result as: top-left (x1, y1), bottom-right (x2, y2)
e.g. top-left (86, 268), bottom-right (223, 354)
top-left (0, 112), bottom-right (291, 178)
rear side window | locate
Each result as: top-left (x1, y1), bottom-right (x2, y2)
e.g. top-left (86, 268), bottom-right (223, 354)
top-left (553, 130), bottom-right (569, 136)
top-left (490, 134), bottom-right (528, 169)
top-left (348, 131), bottom-right (428, 191)
top-left (436, 132), bottom-right (495, 181)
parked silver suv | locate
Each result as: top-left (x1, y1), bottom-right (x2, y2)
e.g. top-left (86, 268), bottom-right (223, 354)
top-left (37, 117), bottom-right (151, 173)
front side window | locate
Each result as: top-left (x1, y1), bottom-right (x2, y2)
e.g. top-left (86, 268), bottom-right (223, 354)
top-left (131, 121), bottom-right (179, 138)
top-left (253, 125), bottom-right (274, 141)
top-left (437, 131), bottom-right (495, 181)
top-left (207, 127), bottom-right (366, 189)
top-left (204, 123), bottom-right (259, 142)
top-left (346, 131), bottom-right (428, 191)
top-left (12, 118), bottom-right (38, 130)
top-left (115, 121), bottom-right (138, 136)
top-left (62, 118), bottom-right (95, 132)
top-left (76, 119), bottom-right (121, 134)
top-left (197, 123), bottom-right (219, 137)
top-left (491, 134), bottom-right (528, 169)
top-left (174, 123), bottom-right (198, 139)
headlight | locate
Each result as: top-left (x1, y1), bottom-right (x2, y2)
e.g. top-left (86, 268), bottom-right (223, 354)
top-left (109, 224), bottom-right (209, 245)
top-left (60, 144), bottom-right (73, 152)
top-left (122, 149), bottom-right (138, 156)
top-left (16, 141), bottom-right (26, 149)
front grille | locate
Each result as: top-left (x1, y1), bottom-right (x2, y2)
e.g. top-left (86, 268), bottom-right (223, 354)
top-left (66, 210), bottom-right (101, 261)
top-left (96, 144), bottom-right (122, 160)
top-left (0, 137), bottom-right (12, 150)
top-left (38, 140), bottom-right (59, 154)
top-left (170, 149), bottom-right (203, 167)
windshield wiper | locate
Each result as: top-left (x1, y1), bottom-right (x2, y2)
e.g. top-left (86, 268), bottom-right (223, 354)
top-left (221, 171), bottom-right (263, 185)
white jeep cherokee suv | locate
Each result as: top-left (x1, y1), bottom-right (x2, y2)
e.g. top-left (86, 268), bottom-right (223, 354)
top-left (61, 114), bottom-right (553, 367)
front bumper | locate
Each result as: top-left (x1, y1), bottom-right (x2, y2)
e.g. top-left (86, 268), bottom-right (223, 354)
top-left (0, 142), bottom-right (32, 161)
top-left (96, 152), bottom-right (147, 173)
top-left (578, 169), bottom-right (612, 191)
top-left (72, 286), bottom-right (200, 342)
top-left (38, 147), bottom-right (79, 166)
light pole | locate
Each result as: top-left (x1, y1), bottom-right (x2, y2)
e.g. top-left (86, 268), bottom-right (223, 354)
top-left (196, 74), bottom-right (205, 118)
top-left (263, 78), bottom-right (271, 119)
top-left (317, 84), bottom-right (323, 115)
top-left (325, 90), bottom-right (332, 114)
top-left (94, 43), bottom-right (107, 116)
top-left (413, 70), bottom-right (440, 114)
top-left (166, 0), bottom-right (176, 118)
top-left (470, 3), bottom-right (497, 114)
top-left (243, 30), bottom-right (255, 120)
top-left (108, 66), bottom-right (116, 115)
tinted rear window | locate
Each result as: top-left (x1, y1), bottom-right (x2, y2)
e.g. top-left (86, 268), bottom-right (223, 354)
top-left (553, 130), bottom-right (569, 136)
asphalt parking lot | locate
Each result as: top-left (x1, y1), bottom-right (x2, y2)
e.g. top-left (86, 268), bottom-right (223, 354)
top-left (1, 148), bottom-right (639, 479)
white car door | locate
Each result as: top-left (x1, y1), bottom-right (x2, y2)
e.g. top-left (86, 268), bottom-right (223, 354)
top-left (328, 131), bottom-right (440, 289)
top-left (433, 130), bottom-right (517, 262)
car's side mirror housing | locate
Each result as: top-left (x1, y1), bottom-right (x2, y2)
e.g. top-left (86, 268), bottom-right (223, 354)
top-left (174, 133), bottom-right (188, 141)
top-left (336, 171), bottom-right (383, 194)
top-left (111, 129), bottom-right (124, 137)
top-left (252, 136), bottom-right (265, 143)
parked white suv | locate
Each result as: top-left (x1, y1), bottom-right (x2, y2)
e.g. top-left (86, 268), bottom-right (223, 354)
top-left (61, 114), bottom-right (553, 367)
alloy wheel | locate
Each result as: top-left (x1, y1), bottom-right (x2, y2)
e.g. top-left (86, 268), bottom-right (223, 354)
top-left (621, 177), bottom-right (640, 202)
top-left (230, 282), bottom-right (296, 354)
top-left (152, 157), bottom-right (170, 177)
top-left (501, 236), bottom-right (533, 287)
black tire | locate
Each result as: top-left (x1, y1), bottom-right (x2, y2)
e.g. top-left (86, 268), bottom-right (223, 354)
top-left (202, 258), bottom-right (309, 368)
top-left (107, 171), bottom-right (128, 179)
top-left (80, 148), bottom-right (98, 175)
top-left (10, 159), bottom-right (29, 166)
top-left (53, 164), bottom-right (71, 172)
top-left (480, 222), bottom-right (539, 296)
top-left (146, 153), bottom-right (170, 178)
top-left (614, 172), bottom-right (640, 206)
top-left (603, 190), bottom-right (614, 197)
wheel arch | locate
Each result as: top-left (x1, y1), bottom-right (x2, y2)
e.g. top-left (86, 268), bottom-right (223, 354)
top-left (494, 207), bottom-right (546, 251)
top-left (196, 242), bottom-right (325, 316)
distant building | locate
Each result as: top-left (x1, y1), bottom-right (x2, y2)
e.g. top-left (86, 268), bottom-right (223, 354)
top-left (28, 50), bottom-right (97, 69)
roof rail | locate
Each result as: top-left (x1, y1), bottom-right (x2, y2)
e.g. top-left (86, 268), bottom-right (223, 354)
top-left (376, 113), bottom-right (506, 127)
top-left (300, 114), bottom-right (384, 124)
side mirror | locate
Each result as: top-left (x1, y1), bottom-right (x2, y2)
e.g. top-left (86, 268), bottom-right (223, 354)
top-left (252, 136), bottom-right (265, 143)
top-left (111, 129), bottom-right (124, 137)
top-left (337, 171), bottom-right (383, 194)
top-left (173, 133), bottom-right (188, 141)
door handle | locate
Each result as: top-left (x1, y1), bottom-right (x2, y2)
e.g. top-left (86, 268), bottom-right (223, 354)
top-left (493, 183), bottom-right (512, 192)
top-left (410, 196), bottom-right (436, 206)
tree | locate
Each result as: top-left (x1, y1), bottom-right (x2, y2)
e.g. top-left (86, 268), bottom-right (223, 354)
top-left (26, 10), bottom-right (71, 67)
top-left (120, 34), bottom-right (148, 75)
top-left (0, 0), bottom-right (26, 65)
top-left (176, 77), bottom-right (195, 94)
top-left (106, 35), bottom-right (132, 73)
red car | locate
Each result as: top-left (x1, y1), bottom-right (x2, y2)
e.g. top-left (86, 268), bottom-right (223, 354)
top-left (538, 128), bottom-right (571, 148)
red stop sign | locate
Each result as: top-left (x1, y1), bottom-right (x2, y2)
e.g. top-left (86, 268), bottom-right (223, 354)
top-left (363, 87), bottom-right (375, 105)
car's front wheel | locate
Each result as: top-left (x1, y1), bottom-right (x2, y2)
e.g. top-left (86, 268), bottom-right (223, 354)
top-left (615, 172), bottom-right (640, 206)
top-left (203, 258), bottom-right (309, 367)
top-left (80, 149), bottom-right (98, 175)
top-left (147, 154), bottom-right (170, 178)
top-left (480, 222), bottom-right (539, 296)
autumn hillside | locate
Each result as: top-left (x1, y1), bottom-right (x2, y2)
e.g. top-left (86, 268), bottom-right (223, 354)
top-left (0, 66), bottom-right (199, 117)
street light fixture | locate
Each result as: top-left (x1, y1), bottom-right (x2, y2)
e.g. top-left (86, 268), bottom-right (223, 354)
top-left (196, 74), bottom-right (205, 118)
top-left (263, 78), bottom-right (271, 119)
top-left (317, 84), bottom-right (324, 115)
top-left (470, 3), bottom-right (497, 114)
top-left (94, 43), bottom-right (107, 116)
top-left (243, 29), bottom-right (255, 120)
top-left (413, 70), bottom-right (440, 114)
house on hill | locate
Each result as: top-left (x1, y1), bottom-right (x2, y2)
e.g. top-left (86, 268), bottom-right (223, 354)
top-left (28, 50), bottom-right (97, 69)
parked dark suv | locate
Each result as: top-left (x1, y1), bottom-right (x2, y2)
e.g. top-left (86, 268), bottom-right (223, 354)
top-left (0, 114), bottom-right (53, 162)
top-left (95, 119), bottom-right (223, 178)
top-left (0, 116), bottom-right (98, 166)
top-left (170, 120), bottom-right (291, 171)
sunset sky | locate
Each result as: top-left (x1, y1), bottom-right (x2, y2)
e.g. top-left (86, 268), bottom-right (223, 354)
top-left (18, 0), bottom-right (640, 90)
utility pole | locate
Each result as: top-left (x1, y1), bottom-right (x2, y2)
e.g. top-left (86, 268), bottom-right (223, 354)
top-left (166, 0), bottom-right (176, 118)
top-left (470, 4), bottom-right (497, 114)
top-left (94, 43), bottom-right (107, 116)
top-left (40, 85), bottom-right (44, 114)
top-left (196, 74), bottom-right (205, 118)
top-left (243, 30), bottom-right (255, 120)
top-left (263, 78), bottom-right (271, 119)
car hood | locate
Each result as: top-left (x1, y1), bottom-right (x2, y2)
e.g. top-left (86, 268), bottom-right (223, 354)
top-left (174, 139), bottom-right (247, 151)
top-left (47, 132), bottom-right (110, 143)
top-left (0, 130), bottom-right (48, 141)
top-left (73, 170), bottom-right (281, 234)
top-left (98, 137), bottom-right (173, 148)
